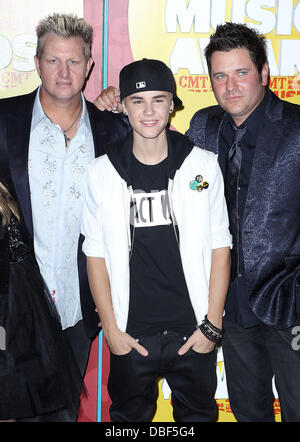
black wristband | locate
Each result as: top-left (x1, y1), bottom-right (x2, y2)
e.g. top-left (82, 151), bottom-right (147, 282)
top-left (204, 315), bottom-right (224, 335)
top-left (198, 316), bottom-right (224, 343)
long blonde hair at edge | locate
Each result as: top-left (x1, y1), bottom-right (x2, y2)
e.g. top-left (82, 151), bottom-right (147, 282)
top-left (0, 181), bottom-right (20, 225)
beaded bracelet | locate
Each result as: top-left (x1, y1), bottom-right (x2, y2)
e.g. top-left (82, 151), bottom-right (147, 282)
top-left (199, 315), bottom-right (224, 343)
top-left (204, 315), bottom-right (224, 335)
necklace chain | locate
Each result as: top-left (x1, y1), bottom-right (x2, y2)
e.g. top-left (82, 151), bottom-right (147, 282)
top-left (63, 99), bottom-right (83, 134)
top-left (43, 98), bottom-right (83, 147)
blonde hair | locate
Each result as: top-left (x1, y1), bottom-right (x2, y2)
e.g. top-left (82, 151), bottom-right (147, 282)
top-left (36, 13), bottom-right (93, 61)
top-left (0, 182), bottom-right (20, 226)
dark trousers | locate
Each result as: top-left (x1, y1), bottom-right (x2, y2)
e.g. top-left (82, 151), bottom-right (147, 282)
top-left (108, 330), bottom-right (218, 422)
top-left (222, 318), bottom-right (300, 422)
top-left (17, 320), bottom-right (91, 422)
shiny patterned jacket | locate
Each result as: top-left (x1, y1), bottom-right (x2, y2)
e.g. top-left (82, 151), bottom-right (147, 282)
top-left (186, 89), bottom-right (300, 329)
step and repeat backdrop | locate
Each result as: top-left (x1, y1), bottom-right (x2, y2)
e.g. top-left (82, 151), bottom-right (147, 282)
top-left (1, 0), bottom-right (300, 422)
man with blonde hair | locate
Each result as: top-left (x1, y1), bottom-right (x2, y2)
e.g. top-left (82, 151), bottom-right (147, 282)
top-left (0, 13), bottom-right (129, 421)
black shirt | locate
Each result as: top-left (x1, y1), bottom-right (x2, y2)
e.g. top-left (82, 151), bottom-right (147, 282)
top-left (219, 92), bottom-right (269, 327)
top-left (126, 153), bottom-right (197, 337)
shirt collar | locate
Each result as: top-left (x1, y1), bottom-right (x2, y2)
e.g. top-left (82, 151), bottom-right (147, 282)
top-left (31, 87), bottom-right (45, 131)
top-left (31, 86), bottom-right (89, 131)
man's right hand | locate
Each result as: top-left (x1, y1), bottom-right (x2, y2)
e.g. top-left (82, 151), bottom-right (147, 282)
top-left (105, 328), bottom-right (148, 357)
top-left (94, 86), bottom-right (122, 113)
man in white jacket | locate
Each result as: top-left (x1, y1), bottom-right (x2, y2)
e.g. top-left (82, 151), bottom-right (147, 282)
top-left (81, 59), bottom-right (232, 422)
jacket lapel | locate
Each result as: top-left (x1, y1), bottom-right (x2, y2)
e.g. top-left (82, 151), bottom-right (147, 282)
top-left (86, 100), bottom-right (131, 158)
top-left (8, 90), bottom-right (36, 238)
top-left (85, 100), bottom-right (105, 157)
top-left (205, 107), bottom-right (225, 154)
top-left (242, 91), bottom-right (284, 274)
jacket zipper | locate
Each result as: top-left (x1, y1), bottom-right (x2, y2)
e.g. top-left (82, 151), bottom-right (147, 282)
top-left (168, 178), bottom-right (180, 247)
top-left (127, 184), bottom-right (136, 261)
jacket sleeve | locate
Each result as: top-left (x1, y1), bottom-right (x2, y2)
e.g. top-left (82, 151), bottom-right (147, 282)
top-left (208, 154), bottom-right (232, 250)
top-left (81, 160), bottom-right (105, 258)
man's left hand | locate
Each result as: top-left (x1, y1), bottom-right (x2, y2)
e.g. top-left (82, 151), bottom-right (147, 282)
top-left (178, 328), bottom-right (215, 355)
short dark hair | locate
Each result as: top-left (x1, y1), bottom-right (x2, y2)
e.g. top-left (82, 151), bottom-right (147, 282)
top-left (205, 22), bottom-right (268, 82)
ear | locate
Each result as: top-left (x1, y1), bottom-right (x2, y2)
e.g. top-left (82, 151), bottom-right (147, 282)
top-left (85, 57), bottom-right (94, 78)
top-left (261, 62), bottom-right (269, 87)
top-left (34, 55), bottom-right (41, 77)
top-left (122, 100), bottom-right (128, 116)
top-left (170, 98), bottom-right (174, 113)
top-left (168, 93), bottom-right (174, 113)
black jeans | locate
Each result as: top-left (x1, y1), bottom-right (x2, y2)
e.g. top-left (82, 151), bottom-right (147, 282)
top-left (222, 318), bottom-right (300, 422)
top-left (108, 330), bottom-right (218, 422)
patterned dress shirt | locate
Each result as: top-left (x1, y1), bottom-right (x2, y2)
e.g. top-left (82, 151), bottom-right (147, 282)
top-left (28, 89), bottom-right (95, 329)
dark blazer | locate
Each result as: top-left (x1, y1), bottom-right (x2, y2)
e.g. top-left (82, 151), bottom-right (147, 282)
top-left (186, 90), bottom-right (300, 329)
top-left (0, 89), bottom-right (131, 338)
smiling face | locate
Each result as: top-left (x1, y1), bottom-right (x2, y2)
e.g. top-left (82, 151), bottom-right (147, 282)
top-left (210, 48), bottom-right (269, 126)
top-left (122, 90), bottom-right (173, 142)
top-left (34, 33), bottom-right (93, 105)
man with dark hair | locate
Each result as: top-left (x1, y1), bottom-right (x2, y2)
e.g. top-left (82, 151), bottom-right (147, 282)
top-left (95, 22), bottom-right (300, 423)
top-left (187, 22), bottom-right (300, 422)
top-left (82, 58), bottom-right (231, 422)
top-left (204, 22), bottom-right (268, 84)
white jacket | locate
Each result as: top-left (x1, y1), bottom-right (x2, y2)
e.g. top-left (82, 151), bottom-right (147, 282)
top-left (81, 135), bottom-right (232, 332)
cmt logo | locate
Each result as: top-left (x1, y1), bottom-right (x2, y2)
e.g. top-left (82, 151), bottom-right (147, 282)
top-left (0, 326), bottom-right (6, 350)
top-left (291, 326), bottom-right (300, 351)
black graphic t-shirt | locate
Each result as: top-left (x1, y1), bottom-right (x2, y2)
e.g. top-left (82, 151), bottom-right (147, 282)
top-left (126, 153), bottom-right (197, 337)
